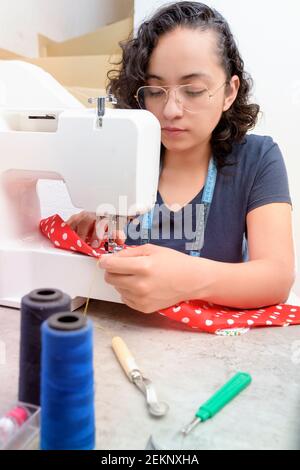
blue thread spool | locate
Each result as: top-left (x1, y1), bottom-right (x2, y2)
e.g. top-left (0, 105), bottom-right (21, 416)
top-left (41, 312), bottom-right (95, 450)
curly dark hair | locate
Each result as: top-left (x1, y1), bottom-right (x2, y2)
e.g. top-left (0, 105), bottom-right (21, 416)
top-left (107, 1), bottom-right (260, 170)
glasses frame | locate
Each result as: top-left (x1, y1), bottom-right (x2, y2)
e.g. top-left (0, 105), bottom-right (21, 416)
top-left (134, 81), bottom-right (229, 114)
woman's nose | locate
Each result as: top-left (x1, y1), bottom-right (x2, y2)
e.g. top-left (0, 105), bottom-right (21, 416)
top-left (162, 90), bottom-right (184, 119)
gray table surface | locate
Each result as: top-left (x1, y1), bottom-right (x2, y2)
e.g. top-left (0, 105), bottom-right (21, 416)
top-left (1, 299), bottom-right (300, 450)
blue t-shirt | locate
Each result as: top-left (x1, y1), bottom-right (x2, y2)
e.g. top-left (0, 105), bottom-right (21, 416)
top-left (125, 134), bottom-right (292, 263)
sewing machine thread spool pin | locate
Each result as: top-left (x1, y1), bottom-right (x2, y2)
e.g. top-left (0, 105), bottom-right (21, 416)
top-left (88, 94), bottom-right (117, 128)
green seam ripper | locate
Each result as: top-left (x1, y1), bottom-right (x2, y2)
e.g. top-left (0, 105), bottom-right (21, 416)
top-left (181, 372), bottom-right (252, 436)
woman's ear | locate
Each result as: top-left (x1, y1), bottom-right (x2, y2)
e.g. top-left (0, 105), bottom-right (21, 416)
top-left (223, 75), bottom-right (240, 112)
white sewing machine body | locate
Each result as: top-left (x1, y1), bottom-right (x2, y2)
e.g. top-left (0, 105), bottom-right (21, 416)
top-left (0, 61), bottom-right (161, 308)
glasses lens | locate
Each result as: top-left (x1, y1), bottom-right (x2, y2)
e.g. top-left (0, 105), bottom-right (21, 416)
top-left (137, 87), bottom-right (167, 110)
top-left (177, 85), bottom-right (209, 112)
top-left (136, 85), bottom-right (209, 112)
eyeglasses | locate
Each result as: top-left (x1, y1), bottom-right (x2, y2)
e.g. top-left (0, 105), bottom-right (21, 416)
top-left (135, 81), bottom-right (228, 114)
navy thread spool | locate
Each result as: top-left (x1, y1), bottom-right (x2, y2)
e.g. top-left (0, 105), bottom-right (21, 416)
top-left (41, 312), bottom-right (95, 450)
top-left (18, 288), bottom-right (71, 406)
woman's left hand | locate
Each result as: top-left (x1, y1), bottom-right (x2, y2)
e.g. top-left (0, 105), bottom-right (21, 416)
top-left (98, 244), bottom-right (195, 313)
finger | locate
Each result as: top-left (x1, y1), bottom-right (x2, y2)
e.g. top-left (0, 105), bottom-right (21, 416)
top-left (99, 255), bottom-right (148, 275)
top-left (105, 272), bottom-right (134, 289)
top-left (113, 244), bottom-right (152, 257)
top-left (120, 295), bottom-right (151, 314)
top-left (111, 229), bottom-right (126, 246)
top-left (66, 216), bottom-right (78, 230)
top-left (66, 211), bottom-right (85, 227)
top-left (118, 292), bottom-right (141, 311)
top-left (95, 217), bottom-right (109, 240)
top-left (66, 214), bottom-right (76, 225)
top-left (77, 220), bottom-right (94, 241)
top-left (86, 224), bottom-right (101, 247)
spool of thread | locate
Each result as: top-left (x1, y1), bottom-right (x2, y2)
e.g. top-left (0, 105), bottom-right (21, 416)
top-left (18, 288), bottom-right (71, 406)
top-left (41, 312), bottom-right (95, 450)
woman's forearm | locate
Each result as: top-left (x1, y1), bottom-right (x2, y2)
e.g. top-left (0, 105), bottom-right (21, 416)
top-left (188, 257), bottom-right (295, 309)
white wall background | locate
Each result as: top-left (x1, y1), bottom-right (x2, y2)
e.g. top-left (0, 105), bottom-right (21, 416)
top-left (0, 0), bottom-right (133, 57)
top-left (135, 0), bottom-right (300, 296)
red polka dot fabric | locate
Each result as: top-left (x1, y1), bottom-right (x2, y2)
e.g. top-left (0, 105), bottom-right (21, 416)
top-left (40, 214), bottom-right (300, 335)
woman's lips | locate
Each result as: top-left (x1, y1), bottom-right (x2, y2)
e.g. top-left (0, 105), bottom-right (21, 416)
top-left (162, 128), bottom-right (187, 136)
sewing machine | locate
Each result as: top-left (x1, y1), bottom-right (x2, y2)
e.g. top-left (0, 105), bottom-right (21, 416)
top-left (0, 61), bottom-right (161, 309)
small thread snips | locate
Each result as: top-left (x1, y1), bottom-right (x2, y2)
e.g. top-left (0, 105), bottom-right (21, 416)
top-left (112, 337), bottom-right (169, 417)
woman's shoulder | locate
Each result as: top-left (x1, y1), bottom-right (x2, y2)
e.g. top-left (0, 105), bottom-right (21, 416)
top-left (220, 133), bottom-right (287, 186)
top-left (232, 133), bottom-right (283, 170)
top-left (235, 133), bottom-right (277, 155)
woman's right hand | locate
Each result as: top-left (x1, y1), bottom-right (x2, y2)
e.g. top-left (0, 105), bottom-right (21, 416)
top-left (66, 211), bottom-right (126, 248)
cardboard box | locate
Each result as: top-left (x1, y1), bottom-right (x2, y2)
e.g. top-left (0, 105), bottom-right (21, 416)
top-left (25, 54), bottom-right (121, 89)
top-left (0, 14), bottom-right (130, 94)
top-left (38, 17), bottom-right (133, 57)
top-left (0, 48), bottom-right (23, 60)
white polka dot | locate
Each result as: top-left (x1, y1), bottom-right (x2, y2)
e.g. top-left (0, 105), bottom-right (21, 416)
top-left (273, 312), bottom-right (280, 315)
top-left (290, 309), bottom-right (297, 312)
top-left (158, 312), bottom-right (166, 316)
top-left (205, 320), bottom-right (213, 327)
top-left (195, 309), bottom-right (202, 315)
top-left (247, 320), bottom-right (254, 326)
top-left (220, 310), bottom-right (228, 314)
top-left (173, 306), bottom-right (181, 313)
top-left (233, 315), bottom-right (240, 318)
top-left (51, 221), bottom-right (55, 227)
top-left (289, 314), bottom-right (296, 318)
top-left (77, 240), bottom-right (82, 248)
top-left (54, 241), bottom-right (60, 247)
top-left (203, 305), bottom-right (209, 310)
top-left (270, 316), bottom-right (277, 320)
top-left (258, 309), bottom-right (266, 313)
top-left (266, 321), bottom-right (273, 325)
top-left (61, 223), bottom-right (66, 228)
top-left (62, 233), bottom-right (68, 241)
top-left (252, 316), bottom-right (259, 319)
top-left (181, 317), bottom-right (190, 324)
top-left (276, 306), bottom-right (283, 310)
top-left (227, 319), bottom-right (235, 326)
top-left (70, 247), bottom-right (76, 251)
top-left (50, 228), bottom-right (55, 234)
top-left (286, 319), bottom-right (293, 323)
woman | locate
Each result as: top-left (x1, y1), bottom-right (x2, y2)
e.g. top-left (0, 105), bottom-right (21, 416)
top-left (67, 1), bottom-right (295, 313)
